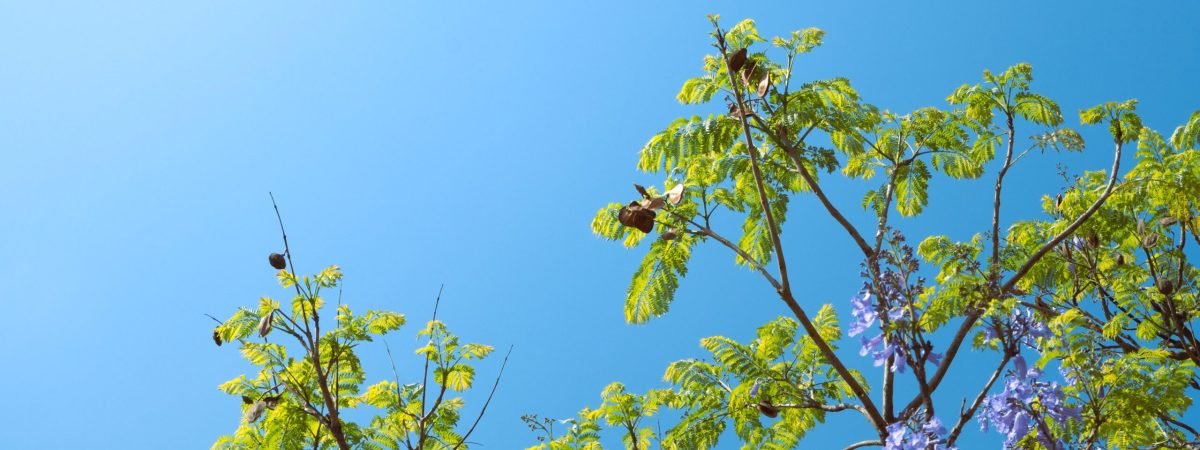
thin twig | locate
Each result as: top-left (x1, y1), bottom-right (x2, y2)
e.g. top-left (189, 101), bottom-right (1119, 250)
top-left (451, 345), bottom-right (514, 450)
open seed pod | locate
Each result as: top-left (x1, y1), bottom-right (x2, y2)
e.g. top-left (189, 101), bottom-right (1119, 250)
top-left (1114, 253), bottom-right (1125, 266)
top-left (262, 395), bottom-right (282, 409)
top-left (245, 400), bottom-right (267, 423)
top-left (665, 184), bottom-right (685, 205)
top-left (756, 401), bottom-right (779, 418)
top-left (1143, 233), bottom-right (1159, 248)
top-left (728, 48), bottom-right (748, 73)
top-left (757, 72), bottom-right (771, 98)
top-left (660, 228), bottom-right (678, 241)
top-left (258, 310), bottom-right (275, 338)
top-left (618, 201), bottom-right (656, 233)
top-left (1086, 233), bottom-right (1100, 249)
top-left (269, 253), bottom-right (287, 270)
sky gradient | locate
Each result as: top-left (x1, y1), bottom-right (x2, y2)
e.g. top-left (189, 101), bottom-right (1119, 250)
top-left (2, 1), bottom-right (1199, 448)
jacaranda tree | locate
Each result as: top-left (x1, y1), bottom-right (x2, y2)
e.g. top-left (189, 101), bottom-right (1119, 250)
top-left (210, 198), bottom-right (510, 450)
top-left (536, 16), bottom-right (1200, 449)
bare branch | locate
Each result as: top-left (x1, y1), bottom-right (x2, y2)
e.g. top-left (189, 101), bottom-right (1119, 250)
top-left (452, 345), bottom-right (514, 450)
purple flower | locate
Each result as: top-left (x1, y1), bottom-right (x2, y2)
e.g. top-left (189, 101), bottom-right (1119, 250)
top-left (978, 355), bottom-right (1078, 449)
top-left (849, 290), bottom-right (877, 337)
top-left (885, 417), bottom-right (955, 450)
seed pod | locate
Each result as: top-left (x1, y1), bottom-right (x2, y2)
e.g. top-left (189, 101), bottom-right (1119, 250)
top-left (1143, 233), bottom-right (1159, 248)
top-left (660, 228), bottom-right (678, 241)
top-left (1160, 216), bottom-right (1178, 227)
top-left (1086, 233), bottom-right (1099, 249)
top-left (618, 201), bottom-right (656, 233)
top-left (1055, 194), bottom-right (1063, 211)
top-left (245, 400), bottom-right (267, 423)
top-left (740, 58), bottom-right (757, 84)
top-left (665, 184), bottom-right (685, 205)
top-left (213, 329), bottom-right (223, 347)
top-left (258, 310), bottom-right (275, 338)
top-left (642, 197), bottom-right (665, 211)
top-left (757, 72), bottom-right (771, 98)
top-left (262, 395), bottom-right (282, 409)
top-left (1158, 279), bottom-right (1175, 296)
top-left (728, 48), bottom-right (748, 73)
top-left (241, 395), bottom-right (254, 405)
top-left (1137, 218), bottom-right (1146, 235)
top-left (269, 253), bottom-right (287, 270)
top-left (1114, 253), bottom-right (1125, 266)
top-left (757, 401), bottom-right (779, 418)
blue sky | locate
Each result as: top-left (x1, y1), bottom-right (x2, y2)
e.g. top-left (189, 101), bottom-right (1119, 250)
top-left (2, 1), bottom-right (1199, 448)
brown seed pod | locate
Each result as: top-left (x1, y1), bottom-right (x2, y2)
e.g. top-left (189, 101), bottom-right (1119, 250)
top-left (1114, 253), bottom-right (1125, 266)
top-left (258, 310), bottom-right (275, 338)
top-left (1137, 218), bottom-right (1146, 235)
top-left (642, 197), bottom-right (666, 211)
top-left (1160, 216), bottom-right (1178, 227)
top-left (241, 395), bottom-right (254, 405)
top-left (660, 228), bottom-right (678, 241)
top-left (245, 400), bottom-right (267, 423)
top-left (728, 48), bottom-right (748, 73)
top-left (1143, 233), bottom-right (1159, 248)
top-left (741, 58), bottom-right (757, 84)
top-left (1158, 279), bottom-right (1175, 296)
top-left (213, 329), bottom-right (223, 347)
top-left (618, 202), bottom-right (656, 233)
top-left (269, 253), bottom-right (287, 270)
top-left (1055, 194), bottom-right (1063, 211)
top-left (262, 395), bottom-right (282, 409)
top-left (757, 72), bottom-right (771, 98)
top-left (633, 183), bottom-right (651, 199)
top-left (756, 401), bottom-right (779, 418)
top-left (1086, 233), bottom-right (1099, 249)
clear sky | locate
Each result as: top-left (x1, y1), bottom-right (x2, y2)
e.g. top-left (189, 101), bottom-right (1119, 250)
top-left (2, 1), bottom-right (1199, 448)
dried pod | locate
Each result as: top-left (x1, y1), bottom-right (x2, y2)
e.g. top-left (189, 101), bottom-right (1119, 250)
top-left (1158, 279), bottom-right (1175, 296)
top-left (633, 183), bottom-right (650, 199)
top-left (262, 395), bottom-right (282, 409)
top-left (757, 72), bottom-right (771, 98)
top-left (258, 310), bottom-right (275, 338)
top-left (642, 197), bottom-right (666, 211)
top-left (665, 184), bottom-right (685, 205)
top-left (1086, 233), bottom-right (1099, 249)
top-left (1160, 216), bottom-right (1178, 227)
top-left (618, 202), bottom-right (656, 233)
top-left (740, 58), bottom-right (757, 84)
top-left (269, 253), bottom-right (287, 270)
top-left (660, 228), bottom-right (678, 241)
top-left (245, 400), bottom-right (267, 423)
top-left (213, 329), bottom-right (223, 347)
top-left (728, 48), bottom-right (748, 73)
top-left (1143, 233), bottom-right (1159, 248)
top-left (1137, 218), bottom-right (1146, 235)
top-left (1114, 253), bottom-right (1125, 266)
top-left (756, 401), bottom-right (779, 418)
top-left (241, 395), bottom-right (254, 405)
top-left (1055, 194), bottom-right (1063, 211)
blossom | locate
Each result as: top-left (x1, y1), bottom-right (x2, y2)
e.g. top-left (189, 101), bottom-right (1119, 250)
top-left (978, 355), bottom-right (1080, 449)
top-left (849, 290), bottom-right (877, 337)
top-left (885, 416), bottom-right (956, 450)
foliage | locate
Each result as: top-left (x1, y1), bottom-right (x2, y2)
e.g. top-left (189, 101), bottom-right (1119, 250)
top-left (211, 224), bottom-right (506, 450)
top-left (564, 15), bottom-right (1200, 450)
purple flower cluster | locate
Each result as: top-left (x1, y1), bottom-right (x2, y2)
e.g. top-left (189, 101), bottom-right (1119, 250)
top-left (885, 417), bottom-right (956, 450)
top-left (978, 355), bottom-right (1079, 449)
top-left (983, 308), bottom-right (1051, 350)
top-left (849, 290), bottom-right (912, 372)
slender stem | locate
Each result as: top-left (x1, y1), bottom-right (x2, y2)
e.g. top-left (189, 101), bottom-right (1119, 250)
top-left (452, 346), bottom-right (514, 450)
top-left (947, 353), bottom-right (1013, 445)
top-left (843, 440), bottom-right (883, 450)
top-left (992, 114), bottom-right (1016, 269)
top-left (715, 24), bottom-right (886, 434)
